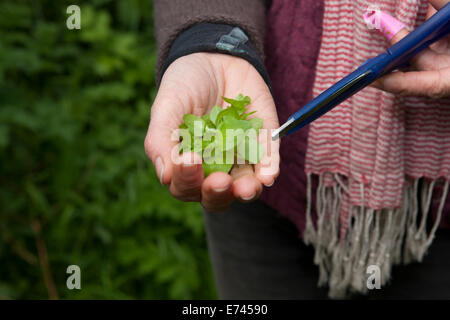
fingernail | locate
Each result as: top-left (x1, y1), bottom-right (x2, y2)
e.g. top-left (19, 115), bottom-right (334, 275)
top-left (241, 192), bottom-right (256, 201)
top-left (264, 181), bottom-right (274, 188)
top-left (213, 185), bottom-right (230, 193)
top-left (380, 76), bottom-right (396, 90)
top-left (155, 157), bottom-right (165, 184)
top-left (363, 10), bottom-right (405, 40)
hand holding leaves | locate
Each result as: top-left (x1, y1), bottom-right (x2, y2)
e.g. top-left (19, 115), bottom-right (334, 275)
top-left (179, 94), bottom-right (264, 176)
top-left (145, 52), bottom-right (279, 212)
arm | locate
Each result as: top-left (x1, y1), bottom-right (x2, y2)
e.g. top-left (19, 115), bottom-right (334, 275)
top-left (153, 0), bottom-right (269, 81)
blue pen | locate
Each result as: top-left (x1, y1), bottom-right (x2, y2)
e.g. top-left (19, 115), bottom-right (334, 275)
top-left (272, 3), bottom-right (450, 141)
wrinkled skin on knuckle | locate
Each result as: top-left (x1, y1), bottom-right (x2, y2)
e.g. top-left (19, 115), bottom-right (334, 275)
top-left (428, 71), bottom-right (447, 99)
top-left (170, 187), bottom-right (201, 202)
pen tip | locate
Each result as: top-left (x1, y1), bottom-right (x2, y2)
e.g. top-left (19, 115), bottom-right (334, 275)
top-left (272, 128), bottom-right (281, 141)
top-left (271, 131), bottom-right (279, 141)
top-left (271, 118), bottom-right (295, 141)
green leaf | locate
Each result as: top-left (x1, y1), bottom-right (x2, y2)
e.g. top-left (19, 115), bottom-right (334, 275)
top-left (202, 161), bottom-right (233, 177)
top-left (237, 135), bottom-right (264, 164)
top-left (215, 106), bottom-right (240, 124)
top-left (221, 116), bottom-right (252, 131)
top-left (202, 148), bottom-right (234, 177)
top-left (179, 136), bottom-right (192, 153)
top-left (209, 105), bottom-right (222, 125)
top-left (241, 110), bottom-right (256, 120)
top-left (248, 117), bottom-right (263, 134)
top-left (202, 127), bottom-right (217, 150)
top-left (182, 114), bottom-right (204, 135)
top-left (25, 180), bottom-right (50, 215)
top-left (222, 94), bottom-right (251, 114)
top-left (179, 126), bottom-right (192, 154)
top-left (202, 114), bottom-right (215, 129)
top-left (178, 94), bottom-right (263, 176)
top-left (218, 116), bottom-right (252, 151)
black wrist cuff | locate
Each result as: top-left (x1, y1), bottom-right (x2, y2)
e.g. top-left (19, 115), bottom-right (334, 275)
top-left (159, 22), bottom-right (271, 91)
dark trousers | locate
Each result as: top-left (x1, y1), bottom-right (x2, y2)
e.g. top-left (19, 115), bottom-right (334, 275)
top-left (203, 200), bottom-right (450, 299)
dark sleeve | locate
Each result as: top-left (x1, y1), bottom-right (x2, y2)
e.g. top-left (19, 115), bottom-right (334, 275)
top-left (153, 0), bottom-right (269, 82)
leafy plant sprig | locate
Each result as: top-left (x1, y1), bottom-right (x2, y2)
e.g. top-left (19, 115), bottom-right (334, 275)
top-left (179, 94), bottom-right (264, 176)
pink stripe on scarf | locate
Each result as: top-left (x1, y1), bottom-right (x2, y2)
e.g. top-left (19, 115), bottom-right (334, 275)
top-left (306, 0), bottom-right (450, 234)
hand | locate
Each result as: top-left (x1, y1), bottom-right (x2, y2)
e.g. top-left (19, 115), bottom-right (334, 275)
top-left (144, 53), bottom-right (280, 212)
top-left (374, 0), bottom-right (450, 98)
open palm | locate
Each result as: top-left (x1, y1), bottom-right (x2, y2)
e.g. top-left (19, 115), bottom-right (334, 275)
top-left (145, 52), bottom-right (279, 212)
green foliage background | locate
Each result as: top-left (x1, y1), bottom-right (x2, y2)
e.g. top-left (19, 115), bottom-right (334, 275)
top-left (0, 0), bottom-right (216, 299)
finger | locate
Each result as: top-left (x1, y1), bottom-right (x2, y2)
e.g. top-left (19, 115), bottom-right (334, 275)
top-left (247, 95), bottom-right (280, 186)
top-left (255, 128), bottom-right (280, 187)
top-left (426, 4), bottom-right (449, 56)
top-left (372, 68), bottom-right (450, 98)
top-left (429, 0), bottom-right (448, 10)
top-left (230, 164), bottom-right (263, 202)
top-left (201, 172), bottom-right (234, 212)
top-left (388, 21), bottom-right (441, 71)
top-left (144, 94), bottom-right (185, 186)
top-left (427, 3), bottom-right (437, 19)
top-left (169, 152), bottom-right (204, 202)
top-left (363, 9), bottom-right (407, 43)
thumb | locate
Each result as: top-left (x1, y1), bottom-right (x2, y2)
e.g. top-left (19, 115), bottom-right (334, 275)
top-left (144, 94), bottom-right (184, 185)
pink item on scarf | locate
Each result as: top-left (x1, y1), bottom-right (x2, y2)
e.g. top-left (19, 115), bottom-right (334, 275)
top-left (303, 0), bottom-right (450, 298)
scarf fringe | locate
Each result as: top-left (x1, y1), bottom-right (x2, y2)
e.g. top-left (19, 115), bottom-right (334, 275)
top-left (304, 172), bottom-right (449, 299)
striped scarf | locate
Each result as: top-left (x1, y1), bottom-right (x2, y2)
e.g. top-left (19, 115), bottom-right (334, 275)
top-left (303, 0), bottom-right (450, 298)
